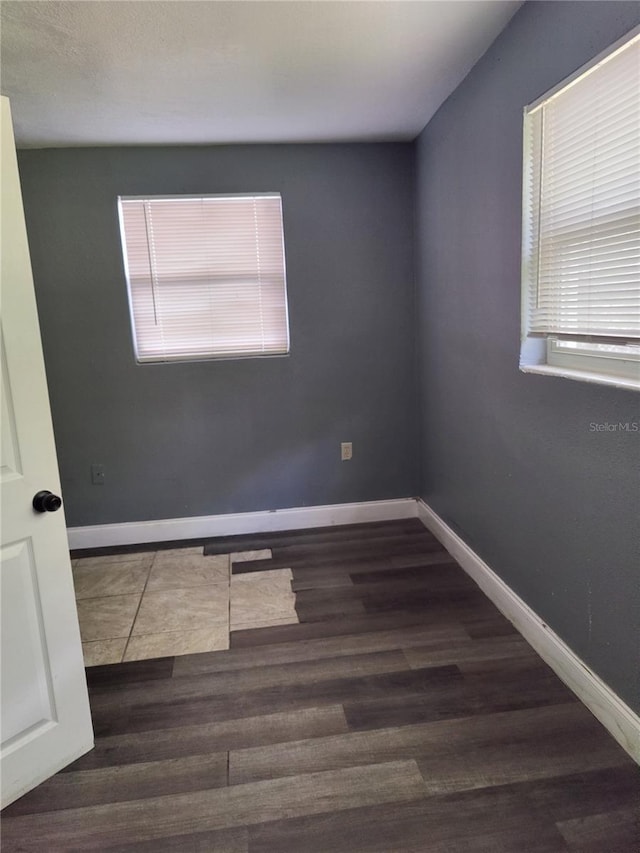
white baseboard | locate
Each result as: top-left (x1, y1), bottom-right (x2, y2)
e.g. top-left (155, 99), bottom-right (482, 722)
top-left (417, 499), bottom-right (640, 764)
top-left (67, 498), bottom-right (417, 550)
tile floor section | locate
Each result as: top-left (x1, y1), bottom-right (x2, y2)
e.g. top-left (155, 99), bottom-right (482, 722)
top-left (73, 546), bottom-right (299, 666)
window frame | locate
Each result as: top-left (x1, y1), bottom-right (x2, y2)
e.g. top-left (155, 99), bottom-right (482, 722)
top-left (117, 192), bottom-right (291, 365)
top-left (519, 27), bottom-right (640, 392)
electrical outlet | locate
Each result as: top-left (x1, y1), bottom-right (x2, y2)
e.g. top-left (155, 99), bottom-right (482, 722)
top-left (91, 464), bottom-right (105, 485)
top-left (341, 442), bottom-right (353, 461)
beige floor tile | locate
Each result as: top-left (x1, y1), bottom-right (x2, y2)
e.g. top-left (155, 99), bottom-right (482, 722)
top-left (73, 562), bottom-right (150, 600)
top-left (230, 586), bottom-right (296, 609)
top-left (123, 627), bottom-right (229, 661)
top-left (230, 582), bottom-right (297, 628)
top-left (230, 569), bottom-right (293, 601)
top-left (231, 567), bottom-right (292, 586)
top-left (131, 586), bottom-right (229, 635)
top-left (82, 638), bottom-right (127, 667)
top-left (154, 546), bottom-right (204, 558)
top-left (147, 553), bottom-right (229, 591)
top-left (230, 549), bottom-right (272, 563)
top-left (76, 594), bottom-right (142, 642)
top-left (230, 615), bottom-right (299, 632)
top-left (72, 552), bottom-right (155, 569)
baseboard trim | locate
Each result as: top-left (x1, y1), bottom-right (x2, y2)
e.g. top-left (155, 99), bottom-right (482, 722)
top-left (417, 499), bottom-right (640, 764)
top-left (67, 498), bottom-right (417, 550)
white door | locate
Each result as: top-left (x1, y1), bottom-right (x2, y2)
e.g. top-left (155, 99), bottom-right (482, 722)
top-left (0, 96), bottom-right (93, 808)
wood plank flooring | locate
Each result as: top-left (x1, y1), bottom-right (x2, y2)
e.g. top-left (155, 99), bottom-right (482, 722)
top-left (2, 519), bottom-right (638, 851)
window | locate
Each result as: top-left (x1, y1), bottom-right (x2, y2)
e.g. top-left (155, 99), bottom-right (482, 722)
top-left (118, 193), bottom-right (290, 363)
top-left (520, 29), bottom-right (640, 391)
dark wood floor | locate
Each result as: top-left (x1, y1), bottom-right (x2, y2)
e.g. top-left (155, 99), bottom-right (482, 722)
top-left (3, 519), bottom-right (638, 851)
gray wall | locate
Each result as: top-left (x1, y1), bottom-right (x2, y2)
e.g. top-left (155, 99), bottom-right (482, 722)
top-left (18, 144), bottom-right (418, 526)
top-left (415, 1), bottom-right (640, 712)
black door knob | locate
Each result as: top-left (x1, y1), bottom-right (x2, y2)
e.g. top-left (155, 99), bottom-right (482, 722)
top-left (33, 490), bottom-right (62, 513)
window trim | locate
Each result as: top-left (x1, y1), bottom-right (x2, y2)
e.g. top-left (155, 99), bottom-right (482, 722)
top-left (519, 26), bottom-right (640, 392)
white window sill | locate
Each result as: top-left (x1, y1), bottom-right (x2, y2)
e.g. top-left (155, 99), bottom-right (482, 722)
top-left (520, 363), bottom-right (640, 392)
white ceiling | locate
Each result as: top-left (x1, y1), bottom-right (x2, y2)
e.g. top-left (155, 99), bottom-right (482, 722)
top-left (1, 1), bottom-right (521, 148)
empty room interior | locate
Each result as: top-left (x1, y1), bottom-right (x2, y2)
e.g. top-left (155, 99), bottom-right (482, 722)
top-left (1, 0), bottom-right (639, 850)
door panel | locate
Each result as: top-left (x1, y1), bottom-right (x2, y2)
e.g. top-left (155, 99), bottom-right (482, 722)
top-left (1, 539), bottom-right (56, 745)
top-left (1, 334), bottom-right (23, 482)
top-left (0, 96), bottom-right (93, 808)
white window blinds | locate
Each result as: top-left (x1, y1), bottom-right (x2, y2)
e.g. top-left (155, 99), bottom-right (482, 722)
top-left (118, 194), bottom-right (289, 362)
top-left (523, 33), bottom-right (640, 340)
